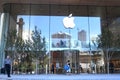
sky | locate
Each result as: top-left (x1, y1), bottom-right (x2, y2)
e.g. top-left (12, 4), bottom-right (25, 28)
top-left (17, 15), bottom-right (101, 50)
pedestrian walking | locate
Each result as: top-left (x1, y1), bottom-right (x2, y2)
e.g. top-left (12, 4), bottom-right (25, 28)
top-left (51, 64), bottom-right (54, 74)
top-left (79, 65), bottom-right (83, 73)
top-left (64, 60), bottom-right (71, 74)
top-left (4, 55), bottom-right (12, 77)
top-left (109, 62), bottom-right (114, 73)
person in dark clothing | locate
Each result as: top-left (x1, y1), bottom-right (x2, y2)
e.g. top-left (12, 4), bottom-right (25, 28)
top-left (4, 55), bottom-right (12, 77)
top-left (79, 65), bottom-right (83, 73)
top-left (1, 66), bottom-right (5, 74)
top-left (51, 64), bottom-right (54, 74)
top-left (109, 62), bottom-right (114, 73)
top-left (66, 60), bottom-right (71, 73)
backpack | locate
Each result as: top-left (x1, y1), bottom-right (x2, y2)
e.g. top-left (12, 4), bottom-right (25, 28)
top-left (64, 64), bottom-right (69, 71)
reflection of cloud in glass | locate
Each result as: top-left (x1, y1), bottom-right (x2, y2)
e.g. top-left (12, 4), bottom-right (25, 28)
top-left (52, 31), bottom-right (71, 39)
top-left (22, 30), bottom-right (32, 41)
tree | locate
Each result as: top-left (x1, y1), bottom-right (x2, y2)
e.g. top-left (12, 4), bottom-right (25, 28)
top-left (114, 34), bottom-right (120, 49)
top-left (5, 29), bottom-right (17, 55)
top-left (29, 26), bottom-right (46, 74)
top-left (14, 26), bottom-right (46, 74)
top-left (96, 27), bottom-right (114, 74)
top-left (5, 29), bottom-right (18, 73)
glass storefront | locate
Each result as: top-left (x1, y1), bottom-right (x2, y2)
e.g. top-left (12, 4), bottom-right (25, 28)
top-left (0, 3), bottom-right (120, 74)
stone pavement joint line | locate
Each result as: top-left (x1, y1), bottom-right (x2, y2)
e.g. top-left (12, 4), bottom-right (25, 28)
top-left (0, 74), bottom-right (120, 80)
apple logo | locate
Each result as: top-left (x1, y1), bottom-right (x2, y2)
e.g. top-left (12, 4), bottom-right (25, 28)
top-left (63, 14), bottom-right (75, 29)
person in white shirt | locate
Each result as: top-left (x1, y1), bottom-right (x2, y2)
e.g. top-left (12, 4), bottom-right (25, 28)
top-left (4, 55), bottom-right (11, 77)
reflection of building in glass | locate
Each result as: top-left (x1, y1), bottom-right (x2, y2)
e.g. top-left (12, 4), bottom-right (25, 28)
top-left (78, 30), bottom-right (86, 41)
top-left (17, 18), bottom-right (24, 38)
top-left (78, 30), bottom-right (87, 47)
top-left (51, 31), bottom-right (71, 48)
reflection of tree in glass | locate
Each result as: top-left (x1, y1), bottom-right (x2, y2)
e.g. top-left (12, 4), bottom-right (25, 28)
top-left (96, 27), bottom-right (117, 73)
top-left (30, 26), bottom-right (46, 74)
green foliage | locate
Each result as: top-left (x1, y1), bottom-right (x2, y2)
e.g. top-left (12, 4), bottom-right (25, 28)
top-left (15, 37), bottom-right (25, 52)
top-left (97, 27), bottom-right (120, 50)
top-left (96, 27), bottom-right (120, 73)
top-left (5, 29), bottom-right (17, 50)
top-left (30, 26), bottom-right (46, 58)
top-left (97, 28), bottom-right (114, 49)
top-left (114, 34), bottom-right (120, 48)
top-left (6, 26), bottom-right (46, 73)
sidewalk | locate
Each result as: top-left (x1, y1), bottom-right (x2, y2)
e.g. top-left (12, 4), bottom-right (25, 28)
top-left (0, 74), bottom-right (120, 80)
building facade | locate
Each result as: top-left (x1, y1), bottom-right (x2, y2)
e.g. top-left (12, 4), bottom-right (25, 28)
top-left (0, 0), bottom-right (120, 74)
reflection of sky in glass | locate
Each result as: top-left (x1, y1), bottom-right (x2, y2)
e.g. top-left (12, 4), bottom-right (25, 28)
top-left (17, 15), bottom-right (101, 50)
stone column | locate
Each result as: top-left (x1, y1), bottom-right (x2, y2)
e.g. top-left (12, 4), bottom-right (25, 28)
top-left (0, 13), bottom-right (9, 68)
